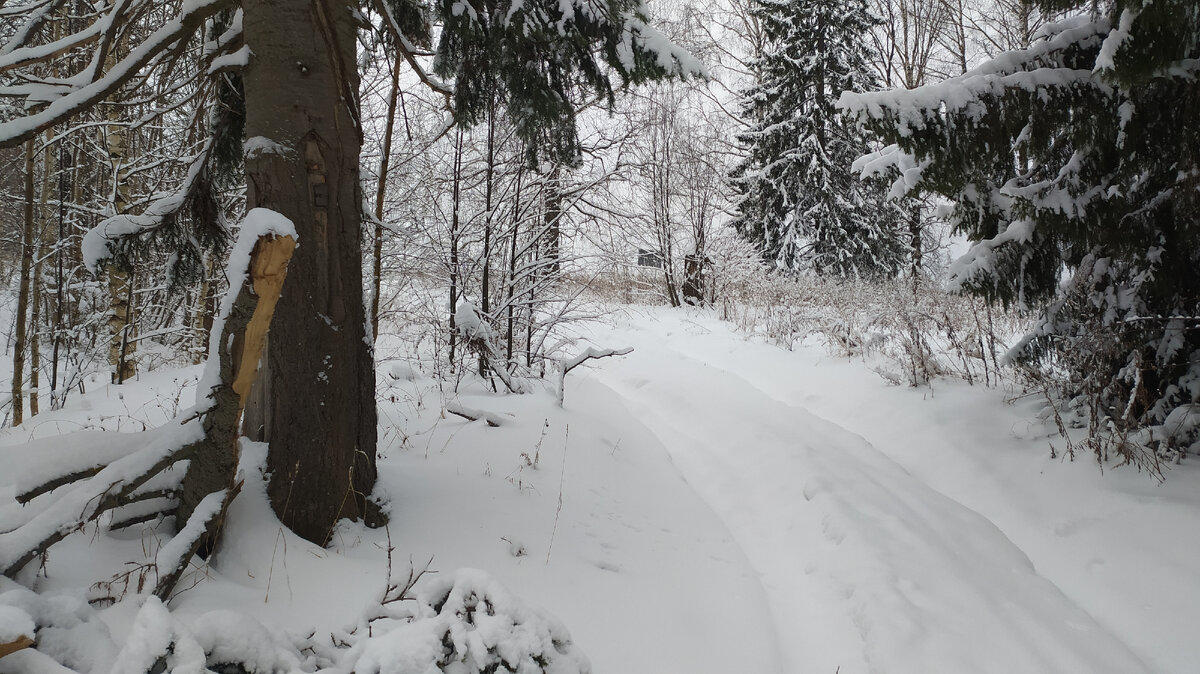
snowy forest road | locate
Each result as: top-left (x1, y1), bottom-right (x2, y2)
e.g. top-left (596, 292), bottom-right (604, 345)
top-left (583, 311), bottom-right (1153, 674)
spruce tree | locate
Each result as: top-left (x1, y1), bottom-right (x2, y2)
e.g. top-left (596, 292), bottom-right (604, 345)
top-left (731, 0), bottom-right (905, 278)
top-left (842, 0), bottom-right (1200, 461)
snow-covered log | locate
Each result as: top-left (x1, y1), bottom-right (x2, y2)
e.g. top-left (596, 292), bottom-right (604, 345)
top-left (446, 402), bottom-right (509, 427)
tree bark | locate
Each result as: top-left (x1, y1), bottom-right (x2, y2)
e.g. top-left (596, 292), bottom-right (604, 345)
top-left (105, 35), bottom-right (137, 384)
top-left (241, 0), bottom-right (381, 545)
top-left (30, 131), bottom-right (55, 418)
top-left (11, 139), bottom-right (35, 427)
top-left (372, 51), bottom-right (404, 342)
top-left (448, 130), bottom-right (463, 366)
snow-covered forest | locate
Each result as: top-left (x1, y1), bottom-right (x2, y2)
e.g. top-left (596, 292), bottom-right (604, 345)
top-left (0, 0), bottom-right (1197, 671)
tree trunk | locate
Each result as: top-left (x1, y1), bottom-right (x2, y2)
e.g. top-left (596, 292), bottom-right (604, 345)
top-left (505, 168), bottom-right (523, 363)
top-left (105, 48), bottom-right (137, 384)
top-left (30, 131), bottom-right (55, 418)
top-left (11, 139), bottom-right (35, 427)
top-left (177, 234), bottom-right (295, 560)
top-left (50, 142), bottom-right (68, 410)
top-left (241, 0), bottom-right (382, 545)
top-left (480, 97), bottom-right (495, 378)
top-left (543, 164), bottom-right (562, 277)
top-left (372, 51), bottom-right (404, 342)
top-left (909, 203), bottom-right (923, 286)
top-left (448, 130), bottom-right (463, 366)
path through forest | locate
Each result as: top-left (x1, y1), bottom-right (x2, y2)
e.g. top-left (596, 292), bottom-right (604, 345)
top-left (577, 309), bottom-right (1197, 673)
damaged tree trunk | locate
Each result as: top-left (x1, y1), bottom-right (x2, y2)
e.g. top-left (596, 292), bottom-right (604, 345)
top-left (1, 231), bottom-right (295, 596)
top-left (240, 0), bottom-right (382, 545)
top-left (174, 234), bottom-right (296, 566)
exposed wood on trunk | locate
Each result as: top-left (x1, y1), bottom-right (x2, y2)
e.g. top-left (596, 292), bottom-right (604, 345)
top-left (4, 234), bottom-right (295, 583)
top-left (232, 235), bottom-right (295, 406)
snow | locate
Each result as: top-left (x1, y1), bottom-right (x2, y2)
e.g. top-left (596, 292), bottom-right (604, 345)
top-left (455, 300), bottom-right (495, 341)
top-left (154, 489), bottom-right (227, 574)
top-left (0, 604), bottom-right (34, 642)
top-left (347, 569), bottom-right (590, 674)
top-left (106, 597), bottom-right (174, 674)
top-left (207, 44), bottom-right (252, 75)
top-left (3, 306), bottom-right (1199, 672)
top-left (839, 16), bottom-right (1113, 136)
top-left (1095, 8), bottom-right (1140, 73)
top-left (190, 610), bottom-right (302, 673)
top-left (243, 135), bottom-right (293, 160)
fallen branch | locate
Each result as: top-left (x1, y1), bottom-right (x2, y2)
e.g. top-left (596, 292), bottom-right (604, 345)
top-left (0, 422), bottom-right (202, 577)
top-left (446, 402), bottom-right (509, 427)
top-left (153, 482), bottom-right (241, 600)
top-left (557, 347), bottom-right (633, 406)
top-left (16, 466), bottom-right (104, 504)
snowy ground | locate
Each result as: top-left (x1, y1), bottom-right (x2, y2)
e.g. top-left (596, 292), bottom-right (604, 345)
top-left (2, 305), bottom-right (1199, 673)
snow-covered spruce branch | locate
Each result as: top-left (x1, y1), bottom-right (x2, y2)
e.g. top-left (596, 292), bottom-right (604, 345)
top-left (557, 347), bottom-right (633, 406)
top-left (81, 139), bottom-right (212, 272)
top-left (369, 0), bottom-right (454, 104)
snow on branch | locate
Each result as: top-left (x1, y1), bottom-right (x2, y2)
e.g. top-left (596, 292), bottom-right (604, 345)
top-left (0, 418), bottom-right (204, 578)
top-left (616, 12), bottom-right (706, 80)
top-left (0, 0), bottom-right (235, 149)
top-left (349, 569), bottom-right (591, 674)
top-left (557, 347), bottom-right (632, 406)
top-left (838, 15), bottom-right (1112, 134)
top-left (455, 300), bottom-right (530, 394)
top-left (82, 139), bottom-right (212, 273)
top-left (446, 402), bottom-right (510, 427)
top-left (152, 485), bottom-right (239, 600)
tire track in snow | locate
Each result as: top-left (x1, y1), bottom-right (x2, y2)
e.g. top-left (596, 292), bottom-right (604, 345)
top-left (586, 333), bottom-right (1150, 674)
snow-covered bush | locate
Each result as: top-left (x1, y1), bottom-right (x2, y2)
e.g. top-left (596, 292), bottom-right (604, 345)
top-left (345, 569), bottom-right (590, 674)
top-left (0, 568), bottom-right (589, 674)
top-left (717, 272), bottom-right (1023, 389)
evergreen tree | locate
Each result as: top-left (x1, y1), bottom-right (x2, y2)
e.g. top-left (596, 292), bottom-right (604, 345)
top-left (842, 0), bottom-right (1200, 461)
top-left (731, 0), bottom-right (906, 278)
